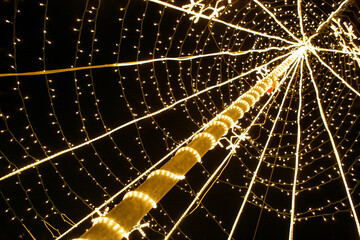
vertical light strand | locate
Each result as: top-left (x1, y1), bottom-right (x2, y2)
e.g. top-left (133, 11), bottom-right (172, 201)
top-left (227, 50), bottom-right (304, 240)
top-left (288, 56), bottom-right (304, 240)
top-left (305, 53), bottom-right (360, 237)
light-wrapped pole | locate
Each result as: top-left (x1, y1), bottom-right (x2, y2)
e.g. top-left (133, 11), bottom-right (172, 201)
top-left (78, 49), bottom-right (302, 240)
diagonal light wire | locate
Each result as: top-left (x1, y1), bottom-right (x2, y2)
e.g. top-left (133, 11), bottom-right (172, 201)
top-left (288, 55), bottom-right (304, 240)
top-left (227, 53), bottom-right (303, 240)
top-left (304, 52), bottom-right (360, 237)
top-left (253, 0), bottom-right (301, 43)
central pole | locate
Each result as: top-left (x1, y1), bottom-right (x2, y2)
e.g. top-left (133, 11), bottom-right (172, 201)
top-left (77, 49), bottom-right (303, 240)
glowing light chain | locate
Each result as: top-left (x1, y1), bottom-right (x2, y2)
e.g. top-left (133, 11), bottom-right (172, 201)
top-left (246, 89), bottom-right (261, 101)
top-left (289, 57), bottom-right (304, 240)
top-left (123, 191), bottom-right (157, 209)
top-left (214, 115), bottom-right (235, 128)
top-left (206, 120), bottom-right (229, 134)
top-left (234, 99), bottom-right (251, 111)
top-left (147, 170), bottom-right (185, 181)
top-left (92, 217), bottom-right (127, 237)
top-left (227, 105), bottom-right (244, 118)
top-left (193, 132), bottom-right (217, 149)
top-left (309, 49), bottom-right (360, 97)
top-left (176, 147), bottom-right (201, 163)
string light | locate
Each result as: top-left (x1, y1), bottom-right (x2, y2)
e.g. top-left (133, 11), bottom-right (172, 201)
top-left (123, 191), bottom-right (157, 209)
top-left (147, 170), bottom-right (185, 180)
top-left (176, 147), bottom-right (202, 163)
top-left (91, 217), bottom-right (127, 237)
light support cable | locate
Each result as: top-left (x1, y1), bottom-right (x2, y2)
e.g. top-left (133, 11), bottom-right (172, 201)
top-left (76, 48), bottom-right (303, 240)
top-left (228, 48), bottom-right (304, 240)
top-left (253, 0), bottom-right (301, 43)
top-left (0, 51), bottom-right (294, 183)
top-left (288, 56), bottom-right (304, 240)
top-left (305, 53), bottom-right (360, 237)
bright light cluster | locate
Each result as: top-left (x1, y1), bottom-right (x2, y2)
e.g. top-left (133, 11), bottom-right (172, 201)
top-left (123, 191), bottom-right (157, 209)
top-left (147, 169), bottom-right (185, 180)
top-left (206, 120), bottom-right (230, 134)
top-left (92, 217), bottom-right (127, 236)
top-left (176, 147), bottom-right (202, 163)
top-left (193, 132), bottom-right (217, 149)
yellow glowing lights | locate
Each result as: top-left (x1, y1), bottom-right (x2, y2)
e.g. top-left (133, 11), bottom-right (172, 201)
top-left (234, 99), bottom-right (251, 112)
top-left (246, 89), bottom-right (261, 101)
top-left (92, 217), bottom-right (127, 236)
top-left (193, 132), bottom-right (217, 149)
top-left (227, 105), bottom-right (244, 118)
top-left (147, 170), bottom-right (185, 181)
top-left (206, 120), bottom-right (229, 134)
top-left (215, 115), bottom-right (235, 128)
top-left (123, 191), bottom-right (157, 209)
top-left (176, 147), bottom-right (201, 163)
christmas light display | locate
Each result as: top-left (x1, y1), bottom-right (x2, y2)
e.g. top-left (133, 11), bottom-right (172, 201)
top-left (0, 0), bottom-right (359, 239)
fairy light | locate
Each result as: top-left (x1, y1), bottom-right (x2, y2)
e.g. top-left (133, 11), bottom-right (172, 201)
top-left (214, 115), bottom-right (235, 128)
top-left (234, 99), bottom-right (251, 112)
top-left (206, 120), bottom-right (229, 134)
top-left (193, 133), bottom-right (217, 149)
top-left (176, 147), bottom-right (201, 163)
top-left (91, 217), bottom-right (127, 237)
top-left (123, 191), bottom-right (157, 209)
top-left (147, 170), bottom-right (185, 180)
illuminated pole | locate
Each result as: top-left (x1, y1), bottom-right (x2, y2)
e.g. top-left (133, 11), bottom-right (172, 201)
top-left (77, 49), bottom-right (302, 240)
